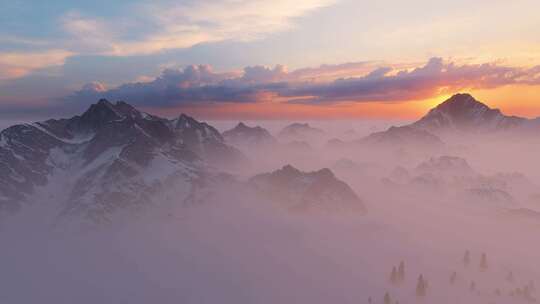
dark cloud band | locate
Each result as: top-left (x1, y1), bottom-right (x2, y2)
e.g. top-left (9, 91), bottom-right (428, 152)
top-left (70, 58), bottom-right (540, 107)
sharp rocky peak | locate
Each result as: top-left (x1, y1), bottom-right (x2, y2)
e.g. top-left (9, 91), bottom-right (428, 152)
top-left (430, 93), bottom-right (495, 116)
top-left (172, 113), bottom-right (224, 143)
top-left (411, 93), bottom-right (526, 132)
top-left (174, 113), bottom-right (200, 127)
top-left (78, 99), bottom-right (152, 130)
top-left (80, 99), bottom-right (122, 124)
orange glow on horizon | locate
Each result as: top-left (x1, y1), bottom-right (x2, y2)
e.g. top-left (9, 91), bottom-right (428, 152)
top-left (144, 85), bottom-right (540, 121)
top-left (470, 85), bottom-right (540, 119)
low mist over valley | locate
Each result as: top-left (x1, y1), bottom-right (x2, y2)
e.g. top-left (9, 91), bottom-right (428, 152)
top-left (1, 93), bottom-right (539, 303)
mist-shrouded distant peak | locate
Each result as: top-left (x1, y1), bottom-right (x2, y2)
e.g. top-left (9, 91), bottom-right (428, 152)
top-left (359, 125), bottom-right (444, 149)
top-left (249, 164), bottom-right (366, 214)
top-left (278, 122), bottom-right (324, 142)
top-left (416, 156), bottom-right (476, 177)
top-left (222, 122), bottom-right (277, 147)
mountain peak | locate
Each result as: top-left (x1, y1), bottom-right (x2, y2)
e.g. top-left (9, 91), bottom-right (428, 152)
top-left (249, 165), bottom-right (365, 214)
top-left (412, 93), bottom-right (524, 132)
top-left (233, 122), bottom-right (256, 131)
top-left (433, 93), bottom-right (492, 114)
top-left (222, 122), bottom-right (276, 147)
top-left (97, 98), bottom-right (113, 106)
top-left (174, 113), bottom-right (199, 128)
top-left (278, 122), bottom-right (324, 140)
top-left (78, 99), bottom-right (156, 131)
top-left (79, 99), bottom-right (123, 130)
top-left (281, 164), bottom-right (301, 174)
top-left (0, 99), bottom-right (246, 217)
top-left (231, 122), bottom-right (267, 133)
top-left (172, 113), bottom-right (225, 145)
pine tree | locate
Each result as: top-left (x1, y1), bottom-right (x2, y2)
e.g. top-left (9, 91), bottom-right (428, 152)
top-left (463, 250), bottom-right (471, 267)
top-left (506, 271), bottom-right (514, 282)
top-left (450, 271), bottom-right (457, 285)
top-left (416, 274), bottom-right (427, 297)
top-left (469, 281), bottom-right (476, 292)
top-left (390, 266), bottom-right (398, 284)
top-left (368, 296), bottom-right (372, 304)
top-left (384, 292), bottom-right (392, 304)
top-left (398, 261), bottom-right (405, 282)
top-left (479, 252), bottom-right (488, 271)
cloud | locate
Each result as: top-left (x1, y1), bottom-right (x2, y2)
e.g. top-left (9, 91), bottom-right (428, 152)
top-left (80, 81), bottom-right (107, 93)
top-left (68, 65), bottom-right (261, 106)
top-left (61, 12), bottom-right (116, 54)
top-left (283, 58), bottom-right (540, 103)
top-left (67, 57), bottom-right (540, 108)
top-left (120, 0), bottom-right (337, 55)
top-left (0, 50), bottom-right (73, 80)
top-left (1, 1), bottom-right (337, 79)
top-left (239, 65), bottom-right (288, 84)
top-left (58, 0), bottom-right (337, 57)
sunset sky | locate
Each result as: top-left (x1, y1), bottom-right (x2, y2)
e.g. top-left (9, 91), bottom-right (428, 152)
top-left (1, 0), bottom-right (540, 122)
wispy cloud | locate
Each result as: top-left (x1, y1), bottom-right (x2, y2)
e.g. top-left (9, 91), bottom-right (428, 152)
top-left (60, 0), bottom-right (337, 56)
top-left (0, 0), bottom-right (337, 80)
top-left (0, 49), bottom-right (73, 80)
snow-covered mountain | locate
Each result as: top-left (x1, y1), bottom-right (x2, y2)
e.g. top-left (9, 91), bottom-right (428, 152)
top-left (412, 93), bottom-right (526, 133)
top-left (0, 100), bottom-right (245, 221)
top-left (356, 93), bottom-right (540, 149)
top-left (222, 122), bottom-right (277, 147)
top-left (249, 165), bottom-right (366, 213)
top-left (169, 113), bottom-right (246, 167)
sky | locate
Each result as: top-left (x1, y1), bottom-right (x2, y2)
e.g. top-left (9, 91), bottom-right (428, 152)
top-left (1, 0), bottom-right (540, 123)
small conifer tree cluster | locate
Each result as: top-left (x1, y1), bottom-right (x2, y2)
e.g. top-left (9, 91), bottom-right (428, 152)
top-left (416, 274), bottom-right (428, 297)
top-left (389, 261), bottom-right (405, 285)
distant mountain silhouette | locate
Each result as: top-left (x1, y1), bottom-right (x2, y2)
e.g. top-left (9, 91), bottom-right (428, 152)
top-left (358, 126), bottom-right (444, 148)
top-left (249, 165), bottom-right (366, 213)
top-left (278, 123), bottom-right (324, 141)
top-left (222, 122), bottom-right (277, 147)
